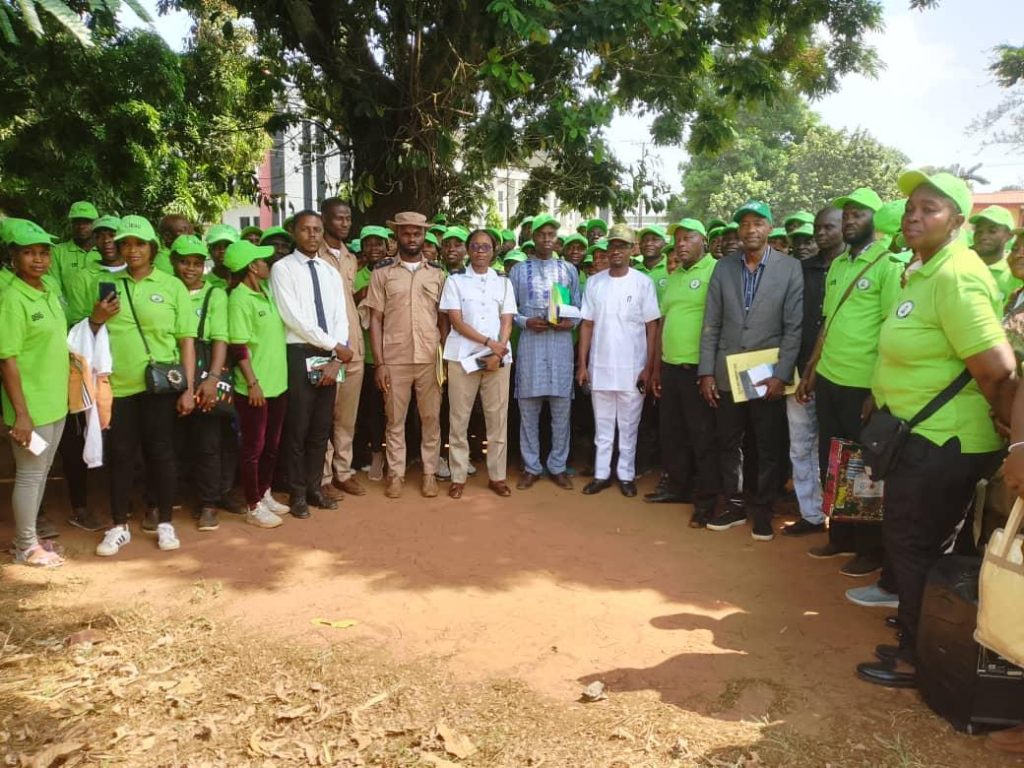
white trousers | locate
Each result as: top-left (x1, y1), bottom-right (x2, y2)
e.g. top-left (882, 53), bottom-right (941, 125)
top-left (592, 389), bottom-right (645, 482)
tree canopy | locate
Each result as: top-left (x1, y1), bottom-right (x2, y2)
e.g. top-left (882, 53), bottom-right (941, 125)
top-left (0, 5), bottom-right (274, 232)
top-left (167, 0), bottom-right (894, 224)
top-left (971, 44), bottom-right (1024, 159)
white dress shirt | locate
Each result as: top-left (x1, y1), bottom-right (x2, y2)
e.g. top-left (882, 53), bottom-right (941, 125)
top-left (439, 268), bottom-right (517, 363)
top-left (270, 250), bottom-right (350, 351)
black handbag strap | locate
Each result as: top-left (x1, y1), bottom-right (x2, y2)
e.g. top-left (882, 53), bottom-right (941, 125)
top-left (196, 286), bottom-right (214, 341)
top-left (906, 368), bottom-right (973, 428)
top-left (120, 278), bottom-right (154, 363)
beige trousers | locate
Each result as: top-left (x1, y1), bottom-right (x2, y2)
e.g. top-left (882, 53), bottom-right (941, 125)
top-left (385, 363), bottom-right (441, 478)
top-left (323, 362), bottom-right (365, 485)
top-left (446, 361), bottom-right (510, 483)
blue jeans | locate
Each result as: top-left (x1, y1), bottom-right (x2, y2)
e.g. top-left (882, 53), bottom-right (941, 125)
top-left (786, 395), bottom-right (824, 524)
top-left (518, 395), bottom-right (571, 476)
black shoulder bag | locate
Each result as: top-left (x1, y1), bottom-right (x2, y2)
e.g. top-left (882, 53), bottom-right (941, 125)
top-left (121, 278), bottom-right (188, 395)
top-left (195, 287), bottom-right (234, 414)
top-left (859, 369), bottom-right (973, 480)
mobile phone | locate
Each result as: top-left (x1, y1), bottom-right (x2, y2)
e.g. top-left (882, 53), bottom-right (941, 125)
top-left (99, 282), bottom-right (117, 301)
top-left (636, 381), bottom-right (646, 395)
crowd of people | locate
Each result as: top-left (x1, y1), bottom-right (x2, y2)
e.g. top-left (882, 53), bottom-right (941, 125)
top-left (2, 172), bottom-right (1024, 734)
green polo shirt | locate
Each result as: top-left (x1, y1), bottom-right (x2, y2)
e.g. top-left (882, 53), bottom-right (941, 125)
top-left (659, 254), bottom-right (715, 365)
top-left (52, 240), bottom-right (100, 292)
top-left (817, 239), bottom-right (905, 389)
top-left (154, 246), bottom-right (174, 275)
top-left (0, 267), bottom-right (16, 296)
top-left (872, 239), bottom-right (1006, 453)
top-left (64, 261), bottom-right (128, 325)
top-left (107, 269), bottom-right (196, 397)
top-left (0, 277), bottom-right (70, 426)
top-left (987, 258), bottom-right (1022, 307)
top-left (189, 283), bottom-right (229, 343)
top-left (353, 265), bottom-right (374, 364)
top-left (228, 282), bottom-right (287, 398)
top-left (637, 256), bottom-right (670, 301)
top-left (204, 272), bottom-right (230, 292)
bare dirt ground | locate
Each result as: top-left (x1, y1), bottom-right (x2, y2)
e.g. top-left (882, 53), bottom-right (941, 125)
top-left (1, 468), bottom-right (1021, 767)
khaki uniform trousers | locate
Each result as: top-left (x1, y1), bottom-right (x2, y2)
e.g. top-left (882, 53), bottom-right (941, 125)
top-left (322, 362), bottom-right (365, 486)
top-left (446, 361), bottom-right (510, 484)
top-left (385, 363), bottom-right (441, 478)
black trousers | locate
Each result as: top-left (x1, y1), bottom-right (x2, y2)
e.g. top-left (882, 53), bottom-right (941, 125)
top-left (353, 367), bottom-right (385, 467)
top-left (883, 434), bottom-right (1001, 661)
top-left (282, 344), bottom-right (337, 500)
top-left (176, 410), bottom-right (238, 507)
top-left (659, 363), bottom-right (719, 504)
top-left (636, 393), bottom-right (660, 472)
top-left (716, 389), bottom-right (786, 509)
top-left (109, 392), bottom-right (178, 525)
top-left (816, 375), bottom-right (888, 576)
top-left (57, 412), bottom-right (89, 509)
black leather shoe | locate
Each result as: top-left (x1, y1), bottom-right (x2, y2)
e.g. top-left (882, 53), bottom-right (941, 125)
top-left (885, 615), bottom-right (900, 629)
top-left (619, 481), bottom-right (638, 497)
top-left (874, 644), bottom-right (900, 662)
top-left (289, 498), bottom-right (311, 519)
top-left (307, 493), bottom-right (338, 510)
top-left (856, 660), bottom-right (916, 688)
top-left (643, 491), bottom-right (688, 504)
top-left (582, 478), bottom-right (612, 495)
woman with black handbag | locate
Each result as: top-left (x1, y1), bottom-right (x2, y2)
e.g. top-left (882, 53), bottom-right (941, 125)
top-left (170, 234), bottom-right (235, 532)
top-left (94, 216), bottom-right (197, 557)
top-left (855, 172), bottom-right (1017, 689)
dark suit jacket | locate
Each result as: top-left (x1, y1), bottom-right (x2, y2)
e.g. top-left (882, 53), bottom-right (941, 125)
top-left (698, 248), bottom-right (804, 391)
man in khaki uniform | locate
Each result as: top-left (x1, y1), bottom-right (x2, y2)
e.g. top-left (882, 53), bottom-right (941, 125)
top-left (318, 198), bottom-right (366, 497)
top-left (367, 211), bottom-right (448, 498)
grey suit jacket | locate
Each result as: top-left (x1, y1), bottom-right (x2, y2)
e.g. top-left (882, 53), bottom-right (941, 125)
top-left (698, 248), bottom-right (804, 391)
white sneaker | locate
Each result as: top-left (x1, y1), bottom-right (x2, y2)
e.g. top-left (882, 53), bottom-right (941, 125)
top-left (467, 462), bottom-right (477, 476)
top-left (156, 522), bottom-right (180, 551)
top-left (437, 456), bottom-right (452, 480)
top-left (246, 502), bottom-right (283, 529)
top-left (96, 525), bottom-right (131, 557)
top-left (261, 489), bottom-right (290, 515)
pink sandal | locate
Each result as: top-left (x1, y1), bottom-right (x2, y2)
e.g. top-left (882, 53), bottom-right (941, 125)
top-left (15, 544), bottom-right (65, 568)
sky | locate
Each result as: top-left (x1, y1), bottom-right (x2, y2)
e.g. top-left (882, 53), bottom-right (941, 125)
top-left (131, 0), bottom-right (1024, 193)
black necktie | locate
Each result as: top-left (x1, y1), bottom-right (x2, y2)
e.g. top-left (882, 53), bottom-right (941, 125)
top-left (308, 259), bottom-right (328, 333)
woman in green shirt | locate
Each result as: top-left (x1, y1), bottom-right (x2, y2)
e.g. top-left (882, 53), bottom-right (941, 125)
top-left (0, 221), bottom-right (70, 566)
top-left (225, 241), bottom-right (290, 528)
top-left (856, 172), bottom-right (1016, 690)
top-left (94, 216), bottom-right (197, 557)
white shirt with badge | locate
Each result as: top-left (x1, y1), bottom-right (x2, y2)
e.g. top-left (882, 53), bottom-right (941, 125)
top-left (581, 268), bottom-right (661, 391)
top-left (440, 268), bottom-right (518, 363)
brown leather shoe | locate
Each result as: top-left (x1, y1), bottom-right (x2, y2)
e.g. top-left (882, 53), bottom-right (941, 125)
top-left (551, 472), bottom-right (574, 490)
top-left (516, 472), bottom-right (539, 490)
top-left (488, 480), bottom-right (512, 497)
top-left (448, 482), bottom-right (465, 499)
top-left (422, 474), bottom-right (439, 498)
top-left (385, 475), bottom-right (404, 499)
top-left (334, 477), bottom-right (366, 496)
top-left (321, 483), bottom-right (344, 500)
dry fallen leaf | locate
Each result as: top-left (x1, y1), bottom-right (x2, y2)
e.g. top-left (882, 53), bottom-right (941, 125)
top-left (26, 740), bottom-right (81, 768)
top-left (434, 721), bottom-right (476, 759)
top-left (421, 755), bottom-right (460, 768)
top-left (275, 705), bottom-right (311, 721)
top-left (66, 629), bottom-right (107, 647)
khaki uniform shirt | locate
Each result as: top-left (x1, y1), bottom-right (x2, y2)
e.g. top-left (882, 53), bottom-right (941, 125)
top-left (319, 241), bottom-right (364, 364)
top-left (365, 260), bottom-right (446, 365)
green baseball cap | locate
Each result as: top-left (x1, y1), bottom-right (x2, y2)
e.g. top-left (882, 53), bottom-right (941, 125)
top-left (7, 220), bottom-right (55, 247)
top-left (661, 243), bottom-right (674, 255)
top-left (969, 205), bottom-right (1016, 231)
top-left (531, 214), bottom-right (559, 233)
top-left (668, 218), bottom-right (708, 238)
top-left (706, 218), bottom-right (727, 232)
top-left (259, 225), bottom-right (294, 245)
top-left (707, 226), bottom-right (725, 240)
top-left (360, 225), bottom-right (392, 241)
top-left (732, 200), bottom-right (773, 224)
top-left (425, 232), bottom-right (439, 247)
top-left (724, 222), bottom-right (739, 233)
top-left (769, 227), bottom-right (788, 239)
top-left (783, 210), bottom-right (815, 228)
top-left (898, 170), bottom-right (972, 217)
top-left (561, 233), bottom-right (587, 249)
top-left (92, 215), bottom-right (121, 233)
top-left (114, 215), bottom-right (158, 244)
top-left (223, 240), bottom-right (273, 272)
top-left (790, 223), bottom-right (814, 238)
top-left (586, 238), bottom-right (609, 256)
top-left (501, 229), bottom-right (515, 243)
top-left (68, 201), bottom-right (98, 220)
top-left (607, 223), bottom-right (635, 244)
top-left (504, 249), bottom-right (527, 264)
top-left (874, 200), bottom-right (906, 236)
top-left (170, 234), bottom-right (209, 259)
top-left (205, 223), bottom-right (239, 245)
top-left (239, 225), bottom-right (263, 239)
top-left (442, 226), bottom-right (469, 243)
top-left (521, 240), bottom-right (535, 250)
top-left (432, 214), bottom-right (448, 225)
top-left (349, 239), bottom-right (361, 254)
top-left (638, 224), bottom-right (667, 240)
top-left (832, 187), bottom-right (883, 212)
top-left (585, 218), bottom-right (608, 233)
top-left (0, 217), bottom-right (30, 244)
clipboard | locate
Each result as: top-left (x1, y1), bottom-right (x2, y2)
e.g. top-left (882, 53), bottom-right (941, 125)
top-left (725, 348), bottom-right (799, 403)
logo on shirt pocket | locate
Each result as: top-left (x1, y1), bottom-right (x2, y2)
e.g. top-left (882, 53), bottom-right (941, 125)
top-left (690, 279), bottom-right (701, 289)
top-left (258, 310), bottom-right (267, 317)
top-left (150, 294), bottom-right (165, 304)
top-left (896, 300), bottom-right (914, 318)
top-left (31, 311), bottom-right (43, 322)
top-left (856, 278), bottom-right (871, 290)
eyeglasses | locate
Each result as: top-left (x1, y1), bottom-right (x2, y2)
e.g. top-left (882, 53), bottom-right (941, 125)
top-left (468, 243), bottom-right (493, 253)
